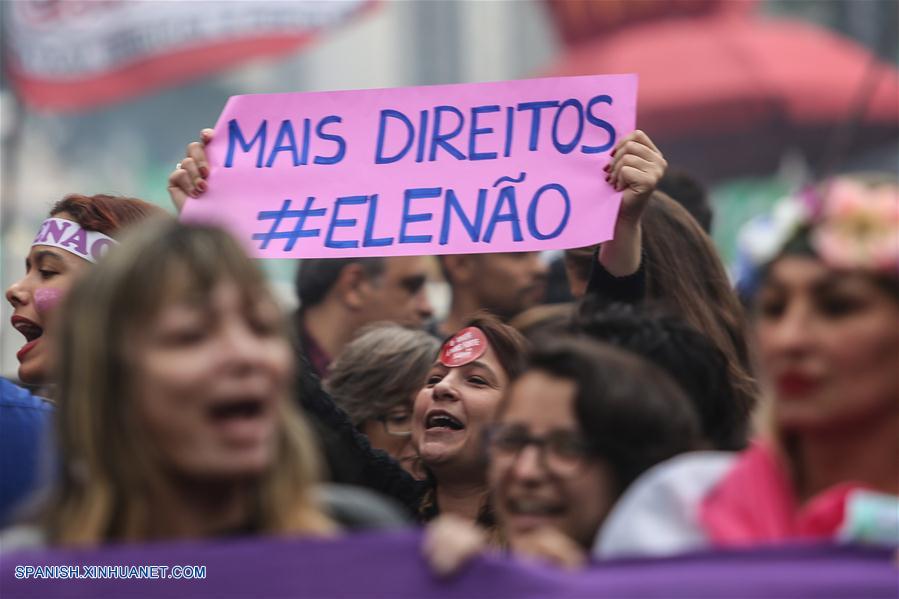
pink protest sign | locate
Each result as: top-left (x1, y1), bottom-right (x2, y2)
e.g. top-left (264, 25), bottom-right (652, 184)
top-left (180, 74), bottom-right (637, 258)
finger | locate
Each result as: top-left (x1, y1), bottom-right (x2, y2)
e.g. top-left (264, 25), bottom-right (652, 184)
top-left (422, 517), bottom-right (466, 559)
top-left (186, 141), bottom-right (210, 179)
top-left (441, 540), bottom-right (482, 577)
top-left (168, 167), bottom-right (195, 197)
top-left (424, 538), bottom-right (473, 578)
top-left (611, 129), bottom-right (661, 157)
top-left (431, 551), bottom-right (462, 578)
top-left (622, 153), bottom-right (666, 183)
top-left (611, 154), bottom-right (665, 191)
top-left (611, 153), bottom-right (655, 178)
top-left (530, 535), bottom-right (585, 570)
top-left (514, 531), bottom-right (586, 571)
top-left (552, 549), bottom-right (586, 571)
top-left (613, 129), bottom-right (662, 154)
top-left (421, 520), bottom-right (445, 557)
top-left (198, 129), bottom-right (214, 177)
top-left (605, 138), bottom-right (664, 175)
top-left (167, 186), bottom-right (188, 213)
top-left (616, 165), bottom-right (660, 193)
top-left (608, 129), bottom-right (642, 157)
top-left (178, 157), bottom-right (203, 191)
top-left (611, 129), bottom-right (638, 150)
top-left (613, 139), bottom-right (662, 170)
top-left (167, 169), bottom-right (192, 213)
top-left (630, 129), bottom-right (661, 155)
top-left (433, 520), bottom-right (485, 576)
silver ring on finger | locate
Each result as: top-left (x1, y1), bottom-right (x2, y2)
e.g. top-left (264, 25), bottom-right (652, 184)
top-left (175, 162), bottom-right (183, 170)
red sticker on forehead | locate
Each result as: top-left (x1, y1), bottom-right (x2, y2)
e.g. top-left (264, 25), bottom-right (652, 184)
top-left (440, 327), bottom-right (489, 368)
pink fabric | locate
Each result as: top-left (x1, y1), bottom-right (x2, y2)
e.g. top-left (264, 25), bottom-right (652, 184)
top-left (699, 443), bottom-right (866, 545)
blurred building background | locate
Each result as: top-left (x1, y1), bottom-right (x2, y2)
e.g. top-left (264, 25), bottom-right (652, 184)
top-left (1, 0), bottom-right (897, 379)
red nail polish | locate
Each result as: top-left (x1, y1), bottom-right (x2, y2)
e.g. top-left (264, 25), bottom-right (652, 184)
top-left (200, 166), bottom-right (209, 178)
top-left (197, 180), bottom-right (208, 192)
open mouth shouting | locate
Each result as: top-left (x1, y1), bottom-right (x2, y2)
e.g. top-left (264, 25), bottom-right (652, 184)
top-left (205, 395), bottom-right (274, 445)
top-left (11, 315), bottom-right (44, 362)
top-left (425, 409), bottom-right (466, 433)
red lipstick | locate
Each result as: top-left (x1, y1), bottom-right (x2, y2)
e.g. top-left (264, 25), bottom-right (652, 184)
top-left (11, 315), bottom-right (44, 362)
top-left (776, 372), bottom-right (820, 397)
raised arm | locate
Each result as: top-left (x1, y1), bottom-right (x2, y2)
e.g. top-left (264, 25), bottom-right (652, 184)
top-left (598, 130), bottom-right (667, 277)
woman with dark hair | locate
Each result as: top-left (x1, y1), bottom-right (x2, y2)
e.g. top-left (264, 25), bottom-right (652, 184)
top-left (595, 176), bottom-right (899, 556)
top-left (6, 194), bottom-right (167, 386)
top-left (638, 192), bottom-right (757, 415)
top-left (584, 191), bottom-right (758, 426)
top-left (575, 302), bottom-right (749, 451)
top-left (412, 313), bottom-right (528, 523)
top-left (292, 312), bottom-right (527, 522)
top-left (562, 130), bottom-right (757, 435)
top-left (423, 337), bottom-right (700, 573)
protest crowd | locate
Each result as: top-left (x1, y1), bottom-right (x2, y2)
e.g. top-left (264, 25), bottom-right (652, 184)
top-left (2, 118), bottom-right (897, 591)
top-left (0, 3), bottom-right (897, 597)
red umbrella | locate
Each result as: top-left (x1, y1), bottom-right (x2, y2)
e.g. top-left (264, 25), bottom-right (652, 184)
top-left (545, 14), bottom-right (899, 181)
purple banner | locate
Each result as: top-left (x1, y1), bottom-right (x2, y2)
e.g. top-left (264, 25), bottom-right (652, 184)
top-left (1, 530), bottom-right (895, 598)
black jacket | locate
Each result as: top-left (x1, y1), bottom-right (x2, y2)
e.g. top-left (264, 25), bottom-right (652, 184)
top-left (292, 330), bottom-right (428, 517)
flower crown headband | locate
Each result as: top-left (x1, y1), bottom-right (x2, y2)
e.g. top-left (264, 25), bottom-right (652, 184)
top-left (735, 177), bottom-right (899, 294)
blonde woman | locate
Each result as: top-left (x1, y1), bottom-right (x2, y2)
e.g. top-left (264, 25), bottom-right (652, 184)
top-left (6, 221), bottom-right (335, 546)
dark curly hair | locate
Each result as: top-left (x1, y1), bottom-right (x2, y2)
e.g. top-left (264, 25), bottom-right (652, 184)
top-left (574, 301), bottom-right (749, 450)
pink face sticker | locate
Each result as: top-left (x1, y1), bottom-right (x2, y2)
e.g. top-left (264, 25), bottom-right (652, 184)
top-left (440, 326), bottom-right (489, 368)
top-left (34, 287), bottom-right (64, 315)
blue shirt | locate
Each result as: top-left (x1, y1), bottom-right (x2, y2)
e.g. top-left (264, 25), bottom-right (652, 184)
top-left (0, 379), bottom-right (54, 526)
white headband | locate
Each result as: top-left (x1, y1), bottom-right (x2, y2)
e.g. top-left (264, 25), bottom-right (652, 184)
top-left (31, 218), bottom-right (118, 263)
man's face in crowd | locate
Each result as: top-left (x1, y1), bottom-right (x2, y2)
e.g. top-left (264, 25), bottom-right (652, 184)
top-left (471, 252), bottom-right (548, 320)
top-left (361, 256), bottom-right (433, 327)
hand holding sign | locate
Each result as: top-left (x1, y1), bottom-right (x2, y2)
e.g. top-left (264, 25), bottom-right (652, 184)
top-left (168, 128), bottom-right (214, 213)
top-left (178, 75), bottom-right (643, 258)
top-left (607, 130), bottom-right (667, 220)
top-left (422, 514), bottom-right (490, 577)
top-left (509, 526), bottom-right (588, 571)
top-left (598, 129), bottom-right (668, 277)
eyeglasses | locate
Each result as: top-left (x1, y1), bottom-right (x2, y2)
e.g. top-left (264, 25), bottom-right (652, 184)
top-left (486, 424), bottom-right (593, 477)
top-left (376, 408), bottom-right (412, 437)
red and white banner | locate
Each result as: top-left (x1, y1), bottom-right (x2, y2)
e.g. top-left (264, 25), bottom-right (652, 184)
top-left (2, 0), bottom-right (376, 113)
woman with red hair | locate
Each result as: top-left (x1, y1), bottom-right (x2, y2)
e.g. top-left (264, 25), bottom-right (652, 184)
top-left (6, 194), bottom-right (167, 386)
